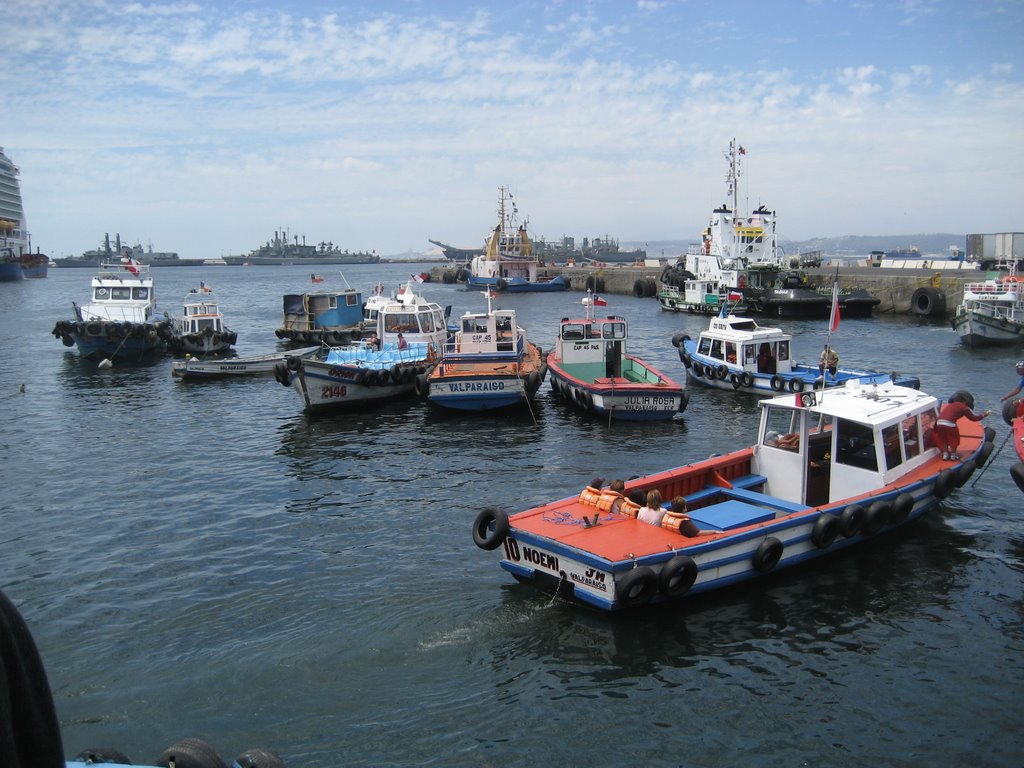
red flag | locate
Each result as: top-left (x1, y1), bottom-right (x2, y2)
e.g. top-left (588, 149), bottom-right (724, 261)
top-left (122, 257), bottom-right (140, 276)
top-left (828, 282), bottom-right (840, 332)
top-left (727, 291), bottom-right (743, 301)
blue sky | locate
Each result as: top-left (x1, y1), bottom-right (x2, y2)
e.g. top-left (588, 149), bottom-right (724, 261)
top-left (4, 0), bottom-right (1022, 258)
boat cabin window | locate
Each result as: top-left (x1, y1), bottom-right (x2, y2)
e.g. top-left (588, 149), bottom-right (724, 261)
top-left (762, 406), bottom-right (801, 449)
top-left (921, 408), bottom-right (938, 449)
top-left (744, 345), bottom-right (756, 365)
top-left (94, 287), bottom-right (110, 300)
top-left (345, 294), bottom-right (359, 307)
top-left (725, 341), bottom-right (737, 363)
top-left (110, 287), bottom-right (131, 300)
top-left (385, 312), bottom-right (419, 333)
top-left (835, 418), bottom-right (878, 472)
top-left (698, 337), bottom-right (712, 355)
top-left (777, 340), bottom-right (789, 361)
top-left (901, 414), bottom-right (921, 459)
top-left (601, 322), bottom-right (625, 340)
top-left (710, 339), bottom-right (723, 360)
top-left (424, 310), bottom-right (444, 333)
top-left (561, 323), bottom-right (586, 341)
top-left (134, 287), bottom-right (149, 300)
top-left (757, 342), bottom-right (776, 373)
top-left (882, 424), bottom-right (903, 470)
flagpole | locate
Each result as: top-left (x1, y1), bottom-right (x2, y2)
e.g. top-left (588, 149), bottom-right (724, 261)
top-left (820, 265), bottom-right (841, 397)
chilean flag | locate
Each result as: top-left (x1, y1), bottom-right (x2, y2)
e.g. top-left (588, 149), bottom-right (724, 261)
top-left (828, 282), bottom-right (841, 332)
top-left (122, 257), bottom-right (141, 276)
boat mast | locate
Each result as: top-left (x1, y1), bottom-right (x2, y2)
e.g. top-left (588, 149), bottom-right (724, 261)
top-left (725, 139), bottom-right (742, 263)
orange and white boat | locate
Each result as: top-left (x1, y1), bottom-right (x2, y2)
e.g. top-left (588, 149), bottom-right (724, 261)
top-left (418, 292), bottom-right (546, 411)
top-left (473, 380), bottom-right (994, 611)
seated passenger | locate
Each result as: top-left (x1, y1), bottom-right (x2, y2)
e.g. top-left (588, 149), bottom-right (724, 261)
top-left (637, 489), bottom-right (666, 527)
top-left (596, 479), bottom-right (626, 514)
top-left (578, 476), bottom-right (604, 506)
top-left (619, 489), bottom-right (643, 519)
top-left (776, 433), bottom-right (800, 451)
top-left (660, 496), bottom-right (706, 537)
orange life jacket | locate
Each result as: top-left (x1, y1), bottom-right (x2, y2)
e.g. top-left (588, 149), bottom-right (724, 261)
top-left (577, 486), bottom-right (603, 506)
top-left (596, 490), bottom-right (624, 514)
top-left (661, 511), bottom-right (692, 534)
top-left (618, 498), bottom-right (641, 519)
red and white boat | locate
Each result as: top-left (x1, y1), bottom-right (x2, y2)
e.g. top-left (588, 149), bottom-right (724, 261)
top-left (473, 380), bottom-right (995, 611)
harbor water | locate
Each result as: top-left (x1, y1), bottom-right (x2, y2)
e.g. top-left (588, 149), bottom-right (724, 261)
top-left (2, 263), bottom-right (1022, 766)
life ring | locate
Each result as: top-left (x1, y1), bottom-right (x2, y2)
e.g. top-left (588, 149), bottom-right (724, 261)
top-left (955, 458), bottom-right (976, 487)
top-left (789, 378), bottom-right (805, 392)
top-left (839, 504), bottom-right (864, 537)
top-left (861, 501), bottom-right (890, 535)
top-left (692, 362), bottom-right (704, 378)
top-left (616, 567), bottom-right (658, 608)
top-left (472, 508), bottom-right (510, 550)
top-left (770, 375), bottom-right (785, 392)
top-left (1011, 463), bottom-right (1024, 493)
top-left (975, 441), bottom-right (994, 468)
top-left (286, 355), bottom-right (302, 372)
top-left (933, 468), bottom-right (956, 499)
top-left (752, 537), bottom-right (783, 572)
top-left (730, 373), bottom-right (742, 389)
top-left (659, 555), bottom-right (698, 598)
top-left (715, 364), bottom-right (728, 379)
top-left (810, 514), bottom-right (839, 549)
top-left (740, 371), bottom-right (753, 388)
top-left (414, 374), bottom-right (428, 399)
top-left (890, 493), bottom-right (915, 524)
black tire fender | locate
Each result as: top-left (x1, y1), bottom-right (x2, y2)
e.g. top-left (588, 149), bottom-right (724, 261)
top-left (286, 355), bottom-right (302, 372)
top-left (955, 458), bottom-right (977, 487)
top-left (810, 514), bottom-right (839, 549)
top-left (752, 537), bottom-right (783, 572)
top-left (740, 371), bottom-right (753, 388)
top-left (273, 363), bottom-right (290, 387)
top-left (975, 441), bottom-right (994, 468)
top-left (1011, 463), bottom-right (1024, 493)
top-left (414, 373), bottom-right (428, 399)
top-left (156, 737), bottom-right (227, 768)
top-left (716, 364), bottom-right (728, 379)
top-left (770, 374), bottom-right (785, 392)
top-left (789, 378), bottom-right (805, 392)
top-left (472, 508), bottom-right (509, 551)
top-left (1001, 398), bottom-right (1020, 426)
top-left (75, 747), bottom-right (134, 764)
top-left (840, 504), bottom-right (864, 537)
top-left (730, 373), bottom-right (742, 389)
top-left (692, 362), bottom-right (704, 378)
top-left (659, 555), bottom-right (698, 597)
top-left (890, 492), bottom-right (915, 524)
top-left (862, 500), bottom-right (890, 535)
top-left (934, 468), bottom-right (956, 499)
top-left (233, 747), bottom-right (287, 768)
top-left (616, 567), bottom-right (658, 608)
top-left (671, 333), bottom-right (690, 349)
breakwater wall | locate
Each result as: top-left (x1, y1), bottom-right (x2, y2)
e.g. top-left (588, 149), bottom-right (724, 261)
top-left (430, 263), bottom-right (983, 318)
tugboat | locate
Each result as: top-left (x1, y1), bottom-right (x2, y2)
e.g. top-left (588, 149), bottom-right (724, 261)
top-left (167, 284), bottom-right (238, 355)
top-left (460, 186), bottom-right (568, 293)
top-left (950, 266), bottom-right (1024, 347)
top-left (51, 258), bottom-right (170, 361)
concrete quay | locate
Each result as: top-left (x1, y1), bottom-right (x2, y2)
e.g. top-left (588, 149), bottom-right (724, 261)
top-left (430, 263), bottom-right (987, 318)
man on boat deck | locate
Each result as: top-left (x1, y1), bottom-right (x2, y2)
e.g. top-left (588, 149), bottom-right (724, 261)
top-left (999, 361), bottom-right (1024, 403)
top-left (935, 392), bottom-right (990, 461)
top-left (818, 344), bottom-right (839, 378)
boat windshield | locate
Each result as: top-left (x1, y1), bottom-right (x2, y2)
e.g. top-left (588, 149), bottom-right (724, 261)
top-left (834, 417), bottom-right (878, 472)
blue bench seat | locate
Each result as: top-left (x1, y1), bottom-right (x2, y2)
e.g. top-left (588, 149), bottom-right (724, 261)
top-left (722, 486), bottom-right (807, 513)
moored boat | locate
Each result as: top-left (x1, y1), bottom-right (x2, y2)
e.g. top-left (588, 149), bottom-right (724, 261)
top-left (473, 380), bottom-right (994, 611)
top-left (547, 297), bottom-right (688, 421)
top-left (950, 270), bottom-right (1024, 347)
top-left (462, 186), bottom-right (569, 293)
top-left (172, 346), bottom-right (320, 380)
top-left (658, 278), bottom-right (748, 314)
top-left (278, 282), bottom-right (450, 412)
top-left (419, 293), bottom-right (547, 411)
top-left (274, 287), bottom-right (365, 346)
top-left (673, 313), bottom-right (920, 396)
top-left (51, 259), bottom-right (170, 361)
top-left (167, 285), bottom-right (238, 355)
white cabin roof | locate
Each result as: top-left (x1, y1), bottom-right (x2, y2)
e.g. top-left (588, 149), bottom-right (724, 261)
top-left (700, 314), bottom-right (788, 343)
top-left (761, 379), bottom-right (937, 428)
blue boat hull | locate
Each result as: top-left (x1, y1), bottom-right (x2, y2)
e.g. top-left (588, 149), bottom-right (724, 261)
top-left (466, 274), bottom-right (568, 293)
